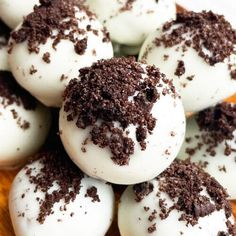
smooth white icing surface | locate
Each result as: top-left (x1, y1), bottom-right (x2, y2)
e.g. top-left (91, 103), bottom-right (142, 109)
top-left (118, 178), bottom-right (235, 236)
top-left (9, 6), bottom-right (113, 107)
top-left (0, 0), bottom-right (39, 29)
top-left (178, 115), bottom-right (236, 199)
top-left (59, 65), bottom-right (186, 185)
top-left (85, 0), bottom-right (176, 46)
top-left (9, 160), bottom-right (115, 236)
top-left (0, 99), bottom-right (51, 169)
top-left (139, 29), bottom-right (236, 113)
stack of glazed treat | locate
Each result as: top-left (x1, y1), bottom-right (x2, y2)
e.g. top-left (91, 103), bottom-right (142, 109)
top-left (0, 0), bottom-right (236, 235)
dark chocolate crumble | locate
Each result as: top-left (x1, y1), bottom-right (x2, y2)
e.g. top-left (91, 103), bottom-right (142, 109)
top-left (133, 160), bottom-right (235, 234)
top-left (186, 103), bottom-right (236, 157)
top-left (24, 149), bottom-right (100, 224)
top-left (153, 11), bottom-right (236, 79)
top-left (63, 57), bottom-right (177, 165)
top-left (0, 71), bottom-right (36, 110)
top-left (10, 0), bottom-right (110, 54)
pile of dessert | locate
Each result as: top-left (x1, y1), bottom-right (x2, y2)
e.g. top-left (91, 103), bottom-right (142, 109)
top-left (0, 0), bottom-right (236, 235)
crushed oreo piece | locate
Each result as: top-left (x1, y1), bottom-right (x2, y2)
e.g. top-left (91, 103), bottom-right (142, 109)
top-left (120, 0), bottom-right (136, 12)
top-left (193, 102), bottom-right (236, 156)
top-left (10, 0), bottom-right (110, 54)
top-left (25, 149), bottom-right (85, 224)
top-left (156, 160), bottom-right (232, 227)
top-left (63, 57), bottom-right (177, 165)
top-left (0, 71), bottom-right (36, 110)
top-left (85, 186), bottom-right (100, 202)
top-left (175, 60), bottom-right (185, 76)
top-left (133, 182), bottom-right (154, 202)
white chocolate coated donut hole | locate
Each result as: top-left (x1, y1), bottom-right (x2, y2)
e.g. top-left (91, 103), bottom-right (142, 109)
top-left (9, 153), bottom-right (115, 236)
top-left (178, 103), bottom-right (236, 199)
top-left (139, 11), bottom-right (236, 113)
top-left (59, 58), bottom-right (186, 185)
top-left (118, 161), bottom-right (235, 236)
top-left (0, 72), bottom-right (51, 169)
top-left (8, 1), bottom-right (113, 107)
top-left (85, 0), bottom-right (176, 46)
top-left (0, 0), bottom-right (39, 29)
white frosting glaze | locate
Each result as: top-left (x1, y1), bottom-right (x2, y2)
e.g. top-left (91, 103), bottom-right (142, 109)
top-left (59, 65), bottom-right (186, 185)
top-left (139, 28), bottom-right (236, 113)
top-left (85, 0), bottom-right (176, 46)
top-left (118, 178), bottom-right (235, 236)
top-left (0, 0), bottom-right (39, 29)
top-left (9, 159), bottom-right (115, 236)
top-left (0, 98), bottom-right (51, 169)
top-left (178, 115), bottom-right (236, 200)
top-left (8, 5), bottom-right (113, 107)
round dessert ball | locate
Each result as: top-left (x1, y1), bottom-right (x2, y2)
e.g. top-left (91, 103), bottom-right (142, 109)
top-left (0, 20), bottom-right (10, 71)
top-left (59, 57), bottom-right (186, 185)
top-left (118, 160), bottom-right (236, 236)
top-left (0, 71), bottom-right (51, 169)
top-left (8, 0), bottom-right (113, 107)
top-left (178, 102), bottom-right (236, 199)
top-left (0, 0), bottom-right (39, 29)
top-left (139, 11), bottom-right (236, 114)
top-left (9, 149), bottom-right (115, 236)
top-left (84, 0), bottom-right (176, 46)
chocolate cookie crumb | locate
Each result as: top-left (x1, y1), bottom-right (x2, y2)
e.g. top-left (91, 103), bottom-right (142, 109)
top-left (175, 60), bottom-right (185, 76)
top-left (10, 0), bottom-right (107, 54)
top-left (0, 71), bottom-right (36, 110)
top-left (133, 182), bottom-right (154, 202)
top-left (25, 149), bottom-right (85, 224)
top-left (154, 11), bottom-right (236, 78)
top-left (120, 0), bottom-right (136, 12)
top-left (157, 160), bottom-right (232, 227)
top-left (195, 102), bottom-right (236, 156)
top-left (147, 223), bottom-right (156, 233)
top-left (63, 57), bottom-right (176, 165)
top-left (42, 52), bottom-right (51, 63)
top-left (85, 186), bottom-right (100, 202)
top-left (74, 38), bottom-right (87, 55)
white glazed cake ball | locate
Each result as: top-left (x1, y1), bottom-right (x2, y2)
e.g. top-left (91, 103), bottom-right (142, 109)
top-left (118, 160), bottom-right (236, 236)
top-left (139, 11), bottom-right (236, 114)
top-left (0, 0), bottom-right (39, 29)
top-left (0, 20), bottom-right (10, 71)
top-left (0, 71), bottom-right (51, 169)
top-left (84, 0), bottom-right (176, 46)
top-left (8, 0), bottom-right (113, 107)
top-left (9, 149), bottom-right (115, 236)
top-left (178, 102), bottom-right (236, 199)
top-left (59, 57), bottom-right (186, 185)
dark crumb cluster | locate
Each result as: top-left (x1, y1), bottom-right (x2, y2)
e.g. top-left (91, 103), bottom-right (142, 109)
top-left (186, 103), bottom-right (236, 157)
top-left (120, 0), bottom-right (136, 12)
top-left (24, 149), bottom-right (100, 224)
top-left (133, 160), bottom-right (235, 235)
top-left (154, 11), bottom-right (236, 78)
top-left (0, 71), bottom-right (36, 110)
top-left (63, 57), bottom-right (177, 165)
top-left (10, 0), bottom-right (110, 54)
